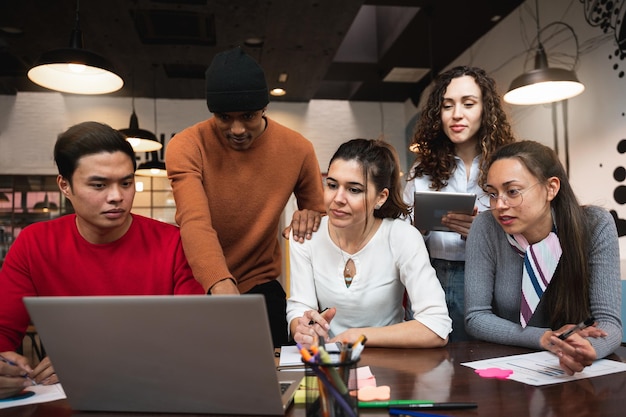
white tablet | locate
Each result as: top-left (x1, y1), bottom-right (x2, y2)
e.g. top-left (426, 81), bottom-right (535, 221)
top-left (413, 191), bottom-right (477, 232)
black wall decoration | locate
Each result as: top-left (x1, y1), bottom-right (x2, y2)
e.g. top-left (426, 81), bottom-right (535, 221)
top-left (581, 0), bottom-right (626, 78)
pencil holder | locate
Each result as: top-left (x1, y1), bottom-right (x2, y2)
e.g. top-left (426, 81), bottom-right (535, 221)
top-left (304, 352), bottom-right (359, 417)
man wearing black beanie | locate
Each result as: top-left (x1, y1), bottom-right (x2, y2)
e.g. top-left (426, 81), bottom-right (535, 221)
top-left (166, 47), bottom-right (325, 347)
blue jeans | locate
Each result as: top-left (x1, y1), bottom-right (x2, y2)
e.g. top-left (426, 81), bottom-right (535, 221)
top-left (431, 259), bottom-right (472, 342)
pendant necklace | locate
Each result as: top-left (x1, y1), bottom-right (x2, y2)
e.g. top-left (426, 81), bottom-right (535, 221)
top-left (334, 220), bottom-right (377, 288)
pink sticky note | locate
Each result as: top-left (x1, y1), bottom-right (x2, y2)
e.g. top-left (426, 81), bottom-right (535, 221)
top-left (357, 385), bottom-right (391, 401)
top-left (349, 366), bottom-right (377, 390)
top-left (475, 367), bottom-right (513, 379)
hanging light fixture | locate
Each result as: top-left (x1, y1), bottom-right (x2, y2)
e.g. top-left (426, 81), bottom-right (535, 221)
top-left (136, 68), bottom-right (167, 177)
top-left (27, 0), bottom-right (123, 95)
top-left (136, 151), bottom-right (167, 177)
top-left (33, 194), bottom-right (59, 213)
top-left (0, 192), bottom-right (9, 202)
top-left (503, 0), bottom-right (584, 105)
top-left (119, 97), bottom-right (163, 153)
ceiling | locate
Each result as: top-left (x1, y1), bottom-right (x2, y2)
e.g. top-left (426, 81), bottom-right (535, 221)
top-left (0, 0), bottom-right (523, 106)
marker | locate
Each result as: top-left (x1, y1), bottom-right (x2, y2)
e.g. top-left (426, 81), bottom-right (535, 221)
top-left (390, 402), bottom-right (478, 410)
top-left (359, 400), bottom-right (476, 409)
top-left (0, 354), bottom-right (37, 386)
top-left (389, 407), bottom-right (453, 417)
top-left (350, 335), bottom-right (367, 360)
top-left (318, 347), bottom-right (348, 394)
top-left (359, 400), bottom-right (436, 408)
top-left (558, 316), bottom-right (595, 340)
top-left (308, 364), bottom-right (357, 417)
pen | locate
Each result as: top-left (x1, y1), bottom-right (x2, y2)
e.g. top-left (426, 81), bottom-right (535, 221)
top-left (389, 407), bottom-right (453, 417)
top-left (389, 402), bottom-right (478, 410)
top-left (558, 316), bottom-right (595, 340)
top-left (308, 308), bottom-right (330, 326)
top-left (0, 354), bottom-right (37, 386)
top-left (308, 308), bottom-right (335, 339)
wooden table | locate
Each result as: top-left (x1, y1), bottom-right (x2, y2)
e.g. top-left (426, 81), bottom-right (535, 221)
top-left (5, 341), bottom-right (626, 417)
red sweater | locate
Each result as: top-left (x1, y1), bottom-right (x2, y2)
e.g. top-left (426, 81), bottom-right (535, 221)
top-left (0, 214), bottom-right (204, 351)
top-left (166, 116), bottom-right (325, 293)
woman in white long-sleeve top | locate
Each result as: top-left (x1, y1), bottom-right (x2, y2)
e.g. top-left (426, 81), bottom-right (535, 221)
top-left (287, 139), bottom-right (451, 349)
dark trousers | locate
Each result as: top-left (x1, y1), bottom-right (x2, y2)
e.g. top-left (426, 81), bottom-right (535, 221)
top-left (247, 280), bottom-right (288, 348)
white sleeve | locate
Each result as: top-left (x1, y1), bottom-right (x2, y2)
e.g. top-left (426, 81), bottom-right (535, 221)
top-left (393, 221), bottom-right (452, 339)
top-left (403, 178), bottom-right (416, 225)
top-left (286, 230), bottom-right (319, 333)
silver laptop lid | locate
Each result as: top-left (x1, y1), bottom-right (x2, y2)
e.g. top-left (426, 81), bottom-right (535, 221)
top-left (24, 295), bottom-right (300, 415)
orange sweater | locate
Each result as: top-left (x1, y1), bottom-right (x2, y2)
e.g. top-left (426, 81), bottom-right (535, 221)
top-left (166, 117), bottom-right (325, 293)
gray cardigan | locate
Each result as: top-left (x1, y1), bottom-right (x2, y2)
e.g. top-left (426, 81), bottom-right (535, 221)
top-left (465, 206), bottom-right (622, 358)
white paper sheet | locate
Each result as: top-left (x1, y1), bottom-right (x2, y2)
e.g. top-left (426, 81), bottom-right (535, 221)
top-left (0, 384), bottom-right (66, 409)
top-left (279, 343), bottom-right (341, 369)
top-left (462, 351), bottom-right (626, 386)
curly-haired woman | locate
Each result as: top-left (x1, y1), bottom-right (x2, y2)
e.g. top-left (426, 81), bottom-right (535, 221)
top-left (403, 66), bottom-right (516, 341)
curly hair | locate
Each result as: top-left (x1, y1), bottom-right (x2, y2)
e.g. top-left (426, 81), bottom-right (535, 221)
top-left (407, 66), bottom-right (515, 190)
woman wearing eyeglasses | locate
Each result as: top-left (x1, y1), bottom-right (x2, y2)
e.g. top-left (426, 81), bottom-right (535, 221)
top-left (465, 140), bottom-right (622, 374)
top-left (286, 139), bottom-right (451, 348)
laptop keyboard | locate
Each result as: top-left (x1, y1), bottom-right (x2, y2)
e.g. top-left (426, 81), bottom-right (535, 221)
top-left (280, 382), bottom-right (291, 394)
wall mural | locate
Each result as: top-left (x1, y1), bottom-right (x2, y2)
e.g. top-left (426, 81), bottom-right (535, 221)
top-left (580, 0), bottom-right (626, 77)
top-left (579, 1), bottom-right (626, 235)
top-left (612, 139), bottom-right (626, 236)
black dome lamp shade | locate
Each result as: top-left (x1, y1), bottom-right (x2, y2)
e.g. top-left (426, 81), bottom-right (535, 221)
top-left (33, 194), bottom-right (59, 213)
top-left (119, 101), bottom-right (163, 153)
top-left (27, 0), bottom-right (123, 95)
top-left (503, 0), bottom-right (584, 105)
top-left (136, 151), bottom-right (167, 177)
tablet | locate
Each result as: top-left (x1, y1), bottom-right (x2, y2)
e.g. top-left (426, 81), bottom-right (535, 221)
top-left (413, 191), bottom-right (477, 232)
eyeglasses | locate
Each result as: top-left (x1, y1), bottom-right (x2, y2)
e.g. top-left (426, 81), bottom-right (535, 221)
top-left (477, 182), bottom-right (541, 208)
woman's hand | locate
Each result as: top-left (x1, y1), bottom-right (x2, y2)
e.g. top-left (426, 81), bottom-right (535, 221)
top-left (540, 326), bottom-right (598, 375)
top-left (442, 207), bottom-right (478, 239)
top-left (292, 308), bottom-right (336, 348)
top-left (329, 328), bottom-right (364, 346)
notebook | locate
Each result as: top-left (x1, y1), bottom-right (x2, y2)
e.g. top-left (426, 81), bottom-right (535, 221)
top-left (23, 294), bottom-right (302, 415)
top-left (413, 191), bottom-right (476, 231)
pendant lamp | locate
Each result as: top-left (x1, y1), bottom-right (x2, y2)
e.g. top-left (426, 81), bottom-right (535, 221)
top-left (119, 97), bottom-right (163, 153)
top-left (0, 192), bottom-right (9, 202)
top-left (503, 0), bottom-right (584, 105)
top-left (136, 151), bottom-right (167, 177)
top-left (33, 194), bottom-right (59, 213)
top-left (135, 73), bottom-right (167, 178)
top-left (27, 0), bottom-right (123, 95)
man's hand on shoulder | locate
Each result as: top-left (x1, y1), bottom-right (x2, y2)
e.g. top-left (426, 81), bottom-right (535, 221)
top-left (282, 209), bottom-right (323, 243)
top-left (209, 278), bottom-right (240, 295)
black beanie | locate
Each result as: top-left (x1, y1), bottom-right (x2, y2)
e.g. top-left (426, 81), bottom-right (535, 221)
top-left (205, 47), bottom-right (269, 113)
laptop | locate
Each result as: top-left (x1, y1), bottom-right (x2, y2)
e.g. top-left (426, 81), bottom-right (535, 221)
top-left (413, 191), bottom-right (476, 231)
top-left (24, 294), bottom-right (302, 415)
